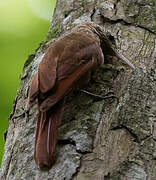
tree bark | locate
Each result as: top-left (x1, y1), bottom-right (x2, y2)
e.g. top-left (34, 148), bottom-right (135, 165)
top-left (1, 0), bottom-right (156, 179)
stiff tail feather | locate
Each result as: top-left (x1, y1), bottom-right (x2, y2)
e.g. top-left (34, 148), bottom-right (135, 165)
top-left (34, 100), bottom-right (64, 169)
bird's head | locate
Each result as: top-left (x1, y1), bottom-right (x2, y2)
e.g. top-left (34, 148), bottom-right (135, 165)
top-left (74, 22), bottom-right (135, 69)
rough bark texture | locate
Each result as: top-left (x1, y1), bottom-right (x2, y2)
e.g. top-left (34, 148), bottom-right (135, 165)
top-left (0, 0), bottom-right (156, 179)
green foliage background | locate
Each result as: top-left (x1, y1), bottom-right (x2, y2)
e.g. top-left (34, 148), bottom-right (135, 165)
top-left (0, 0), bottom-right (56, 164)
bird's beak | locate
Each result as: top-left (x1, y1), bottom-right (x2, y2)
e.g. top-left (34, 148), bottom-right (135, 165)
top-left (115, 50), bottom-right (135, 69)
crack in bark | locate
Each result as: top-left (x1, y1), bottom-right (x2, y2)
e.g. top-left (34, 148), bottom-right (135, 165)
top-left (110, 125), bottom-right (139, 143)
top-left (64, 10), bottom-right (73, 18)
top-left (104, 172), bottom-right (111, 180)
top-left (57, 139), bottom-right (91, 180)
top-left (58, 139), bottom-right (76, 146)
top-left (136, 25), bottom-right (155, 35)
top-left (9, 96), bottom-right (18, 123)
top-left (99, 14), bottom-right (155, 35)
top-left (140, 135), bottom-right (153, 145)
top-left (12, 111), bottom-right (26, 120)
top-left (90, 7), bottom-right (96, 21)
top-left (1, 143), bottom-right (16, 180)
top-left (71, 163), bottom-right (81, 180)
top-left (58, 139), bottom-right (92, 154)
top-left (3, 130), bottom-right (7, 142)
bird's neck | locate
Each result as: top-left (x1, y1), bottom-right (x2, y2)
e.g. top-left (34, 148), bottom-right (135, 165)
top-left (73, 25), bottom-right (101, 42)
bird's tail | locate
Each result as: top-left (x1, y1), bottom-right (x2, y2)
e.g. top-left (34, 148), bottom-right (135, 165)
top-left (34, 100), bottom-right (64, 169)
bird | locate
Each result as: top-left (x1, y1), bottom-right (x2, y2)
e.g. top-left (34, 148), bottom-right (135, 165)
top-left (27, 22), bottom-right (134, 170)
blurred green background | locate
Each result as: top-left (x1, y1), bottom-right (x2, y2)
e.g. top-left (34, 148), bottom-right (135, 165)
top-left (0, 0), bottom-right (56, 164)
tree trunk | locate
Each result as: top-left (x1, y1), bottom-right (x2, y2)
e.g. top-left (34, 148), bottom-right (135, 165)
top-left (1, 0), bottom-right (156, 179)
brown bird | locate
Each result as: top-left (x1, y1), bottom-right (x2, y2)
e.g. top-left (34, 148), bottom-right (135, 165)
top-left (27, 22), bottom-right (134, 169)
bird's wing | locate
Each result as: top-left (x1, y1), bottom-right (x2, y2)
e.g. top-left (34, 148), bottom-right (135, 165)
top-left (28, 33), bottom-right (103, 110)
top-left (38, 36), bottom-right (104, 112)
top-left (40, 57), bottom-right (97, 112)
top-left (38, 32), bottom-right (103, 95)
top-left (38, 52), bottom-right (58, 94)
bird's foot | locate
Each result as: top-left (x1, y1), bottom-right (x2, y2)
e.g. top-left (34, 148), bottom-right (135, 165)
top-left (80, 89), bottom-right (118, 102)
